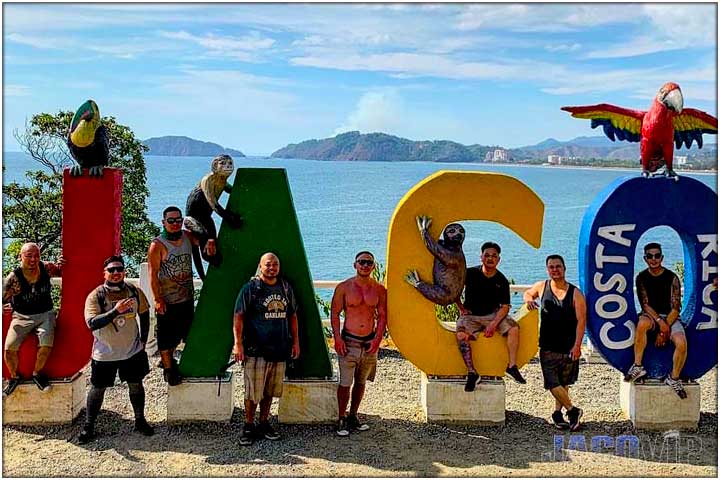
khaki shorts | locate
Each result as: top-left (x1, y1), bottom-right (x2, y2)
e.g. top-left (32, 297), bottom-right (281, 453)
top-left (338, 338), bottom-right (377, 387)
top-left (5, 310), bottom-right (56, 351)
top-left (243, 356), bottom-right (285, 403)
top-left (457, 310), bottom-right (518, 339)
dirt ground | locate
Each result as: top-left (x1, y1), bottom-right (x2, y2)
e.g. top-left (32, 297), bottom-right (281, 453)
top-left (2, 349), bottom-right (717, 477)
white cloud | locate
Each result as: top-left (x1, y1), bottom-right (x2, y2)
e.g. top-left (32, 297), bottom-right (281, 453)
top-left (5, 84), bottom-right (32, 97)
top-left (545, 43), bottom-right (582, 53)
top-left (334, 90), bottom-right (405, 135)
top-left (6, 33), bottom-right (70, 49)
top-left (159, 30), bottom-right (275, 60)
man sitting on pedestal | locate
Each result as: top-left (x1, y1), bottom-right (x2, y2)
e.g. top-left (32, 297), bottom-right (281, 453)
top-left (625, 242), bottom-right (688, 399)
top-left (2, 242), bottom-right (63, 396)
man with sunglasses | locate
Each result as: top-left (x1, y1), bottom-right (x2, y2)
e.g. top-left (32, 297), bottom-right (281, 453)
top-left (78, 255), bottom-right (154, 444)
top-left (148, 206), bottom-right (205, 386)
top-left (2, 242), bottom-right (63, 396)
top-left (330, 251), bottom-right (387, 436)
top-left (625, 243), bottom-right (688, 399)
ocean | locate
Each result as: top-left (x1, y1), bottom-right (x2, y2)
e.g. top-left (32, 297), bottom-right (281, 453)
top-left (2, 152), bottom-right (716, 304)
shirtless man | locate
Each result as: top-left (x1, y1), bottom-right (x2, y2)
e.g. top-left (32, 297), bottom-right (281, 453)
top-left (331, 251), bottom-right (387, 436)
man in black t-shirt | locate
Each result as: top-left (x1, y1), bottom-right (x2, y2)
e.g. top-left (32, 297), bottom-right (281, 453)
top-left (232, 252), bottom-right (300, 445)
top-left (625, 243), bottom-right (688, 399)
top-left (456, 242), bottom-right (526, 392)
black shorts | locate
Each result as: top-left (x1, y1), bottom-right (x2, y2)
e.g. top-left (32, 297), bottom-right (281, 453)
top-left (156, 299), bottom-right (194, 351)
top-left (90, 350), bottom-right (150, 388)
top-left (540, 350), bottom-right (579, 390)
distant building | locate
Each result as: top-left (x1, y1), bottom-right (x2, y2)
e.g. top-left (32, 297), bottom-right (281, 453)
top-left (676, 155), bottom-right (688, 166)
top-left (548, 155), bottom-right (562, 165)
top-left (490, 149), bottom-right (508, 163)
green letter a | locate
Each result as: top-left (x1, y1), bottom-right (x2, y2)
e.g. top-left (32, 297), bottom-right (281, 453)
top-left (179, 168), bottom-right (333, 379)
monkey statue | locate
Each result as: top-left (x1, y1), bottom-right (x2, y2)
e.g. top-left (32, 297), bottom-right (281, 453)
top-left (184, 154), bottom-right (243, 279)
top-left (405, 215), bottom-right (466, 306)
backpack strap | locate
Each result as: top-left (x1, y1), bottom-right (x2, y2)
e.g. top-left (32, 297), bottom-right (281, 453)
top-left (96, 286), bottom-right (108, 314)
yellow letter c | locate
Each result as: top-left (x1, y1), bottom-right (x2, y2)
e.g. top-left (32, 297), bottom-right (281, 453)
top-left (386, 171), bottom-right (544, 376)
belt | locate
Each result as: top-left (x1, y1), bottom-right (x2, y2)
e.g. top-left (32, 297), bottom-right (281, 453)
top-left (341, 330), bottom-right (376, 343)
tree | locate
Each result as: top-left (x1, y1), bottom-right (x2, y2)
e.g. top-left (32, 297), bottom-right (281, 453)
top-left (4, 110), bottom-right (159, 275)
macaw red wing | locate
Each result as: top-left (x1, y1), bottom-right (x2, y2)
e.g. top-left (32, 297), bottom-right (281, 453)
top-left (561, 104), bottom-right (645, 143)
top-left (673, 108), bottom-right (718, 149)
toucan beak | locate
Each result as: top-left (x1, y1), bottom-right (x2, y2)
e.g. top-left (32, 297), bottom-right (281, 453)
top-left (663, 87), bottom-right (683, 113)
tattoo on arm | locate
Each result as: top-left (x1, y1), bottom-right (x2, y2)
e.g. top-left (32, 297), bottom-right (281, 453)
top-left (670, 276), bottom-right (681, 312)
top-left (3, 274), bottom-right (20, 304)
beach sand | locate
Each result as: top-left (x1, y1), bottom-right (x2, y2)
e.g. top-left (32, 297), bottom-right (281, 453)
top-left (2, 348), bottom-right (717, 477)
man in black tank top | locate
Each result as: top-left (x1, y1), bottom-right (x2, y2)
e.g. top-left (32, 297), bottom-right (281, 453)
top-left (2, 243), bottom-right (63, 396)
top-left (524, 254), bottom-right (586, 432)
top-left (624, 243), bottom-right (688, 399)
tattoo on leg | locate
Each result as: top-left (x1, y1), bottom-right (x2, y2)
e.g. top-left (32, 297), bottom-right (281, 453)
top-left (458, 340), bottom-right (474, 372)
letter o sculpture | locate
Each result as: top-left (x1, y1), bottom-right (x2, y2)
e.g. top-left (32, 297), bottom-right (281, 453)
top-left (579, 175), bottom-right (718, 380)
top-left (386, 171), bottom-right (544, 376)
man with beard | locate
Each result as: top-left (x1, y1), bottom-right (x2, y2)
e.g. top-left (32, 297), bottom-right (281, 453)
top-left (456, 242), bottom-right (526, 392)
top-left (523, 255), bottom-right (586, 431)
top-left (232, 252), bottom-right (300, 445)
top-left (78, 255), bottom-right (154, 444)
top-left (331, 251), bottom-right (387, 436)
top-left (147, 206), bottom-right (206, 386)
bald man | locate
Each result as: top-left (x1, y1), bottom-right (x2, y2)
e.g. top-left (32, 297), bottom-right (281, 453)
top-left (233, 253), bottom-right (300, 446)
top-left (3, 243), bottom-right (64, 396)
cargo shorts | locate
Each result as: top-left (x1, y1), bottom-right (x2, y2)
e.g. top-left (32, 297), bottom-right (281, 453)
top-left (5, 310), bottom-right (56, 351)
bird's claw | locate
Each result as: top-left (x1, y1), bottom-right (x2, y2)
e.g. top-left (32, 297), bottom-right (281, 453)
top-left (416, 215), bottom-right (432, 233)
top-left (89, 166), bottom-right (104, 177)
top-left (70, 165), bottom-right (83, 177)
top-left (404, 270), bottom-right (421, 288)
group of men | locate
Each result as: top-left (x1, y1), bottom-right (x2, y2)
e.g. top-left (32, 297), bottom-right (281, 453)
top-left (2, 217), bottom-right (692, 442)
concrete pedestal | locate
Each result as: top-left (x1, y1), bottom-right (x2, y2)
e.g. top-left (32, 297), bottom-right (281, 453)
top-left (619, 378), bottom-right (700, 430)
top-left (421, 374), bottom-right (505, 425)
top-left (3, 372), bottom-right (85, 425)
top-left (278, 378), bottom-right (338, 424)
top-left (167, 373), bottom-right (235, 423)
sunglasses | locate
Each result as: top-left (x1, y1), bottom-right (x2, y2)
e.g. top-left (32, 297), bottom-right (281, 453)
top-left (645, 253), bottom-right (663, 260)
top-left (357, 259), bottom-right (374, 267)
top-left (164, 217), bottom-right (183, 225)
top-left (106, 266), bottom-right (125, 273)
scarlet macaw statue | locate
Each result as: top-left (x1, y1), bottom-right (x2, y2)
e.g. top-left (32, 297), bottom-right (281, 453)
top-left (562, 82), bottom-right (717, 180)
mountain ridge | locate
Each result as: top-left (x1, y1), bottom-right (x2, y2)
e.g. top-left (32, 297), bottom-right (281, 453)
top-left (143, 136), bottom-right (245, 157)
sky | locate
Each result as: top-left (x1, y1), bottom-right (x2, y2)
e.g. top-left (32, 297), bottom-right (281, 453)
top-left (2, 3), bottom-right (717, 156)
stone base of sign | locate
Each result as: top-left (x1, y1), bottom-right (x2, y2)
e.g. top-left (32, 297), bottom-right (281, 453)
top-left (421, 373), bottom-right (505, 425)
top-left (278, 378), bottom-right (338, 424)
top-left (2, 372), bottom-right (85, 425)
top-left (619, 377), bottom-right (700, 430)
top-left (167, 373), bottom-right (235, 423)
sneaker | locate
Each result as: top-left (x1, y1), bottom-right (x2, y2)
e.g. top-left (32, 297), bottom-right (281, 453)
top-left (77, 425), bottom-right (95, 444)
top-left (32, 374), bottom-right (51, 392)
top-left (624, 364), bottom-right (647, 383)
top-left (134, 418), bottom-right (155, 436)
top-left (336, 417), bottom-right (350, 437)
top-left (3, 377), bottom-right (21, 397)
top-left (551, 410), bottom-right (570, 430)
top-left (464, 372), bottom-right (480, 392)
top-left (567, 406), bottom-right (583, 432)
top-left (347, 414), bottom-right (370, 432)
top-left (258, 421), bottom-right (281, 441)
top-left (665, 376), bottom-right (688, 399)
top-left (505, 365), bottom-right (527, 384)
top-left (164, 367), bottom-right (182, 386)
top-left (239, 423), bottom-right (255, 446)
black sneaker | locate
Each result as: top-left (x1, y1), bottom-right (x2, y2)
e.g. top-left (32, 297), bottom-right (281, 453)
top-left (567, 406), bottom-right (583, 432)
top-left (32, 374), bottom-right (51, 392)
top-left (464, 372), bottom-right (480, 392)
top-left (258, 421), bottom-right (281, 441)
top-left (164, 367), bottom-right (182, 386)
top-left (551, 410), bottom-right (570, 430)
top-left (505, 365), bottom-right (527, 384)
top-left (239, 423), bottom-right (255, 446)
top-left (665, 376), bottom-right (688, 399)
top-left (3, 377), bottom-right (21, 397)
top-left (77, 425), bottom-right (95, 444)
top-left (336, 417), bottom-right (350, 437)
top-left (347, 414), bottom-right (370, 432)
top-left (134, 418), bottom-right (155, 436)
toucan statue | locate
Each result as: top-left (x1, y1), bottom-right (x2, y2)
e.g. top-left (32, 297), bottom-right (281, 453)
top-left (67, 99), bottom-right (109, 177)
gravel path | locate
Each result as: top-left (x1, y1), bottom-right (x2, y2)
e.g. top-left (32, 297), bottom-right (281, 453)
top-left (3, 349), bottom-right (717, 477)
